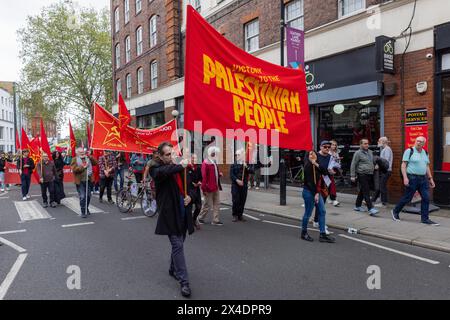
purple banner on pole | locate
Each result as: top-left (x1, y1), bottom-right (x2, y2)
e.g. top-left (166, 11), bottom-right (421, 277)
top-left (286, 26), bottom-right (304, 69)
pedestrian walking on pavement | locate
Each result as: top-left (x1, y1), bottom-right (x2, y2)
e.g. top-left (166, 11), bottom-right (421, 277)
top-left (188, 153), bottom-right (203, 230)
top-left (328, 140), bottom-right (341, 207)
top-left (230, 149), bottom-right (253, 222)
top-left (391, 136), bottom-right (438, 226)
top-left (52, 151), bottom-right (66, 204)
top-left (197, 146), bottom-right (223, 226)
top-left (149, 142), bottom-right (195, 298)
top-left (17, 149), bottom-right (35, 201)
top-left (0, 151), bottom-right (8, 192)
top-left (98, 150), bottom-right (117, 204)
top-left (37, 153), bottom-right (57, 208)
top-left (301, 150), bottom-right (335, 243)
top-left (350, 139), bottom-right (379, 216)
top-left (71, 148), bottom-right (97, 218)
top-left (372, 137), bottom-right (393, 208)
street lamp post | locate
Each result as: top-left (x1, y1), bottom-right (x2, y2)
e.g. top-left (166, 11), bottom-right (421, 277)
top-left (279, 0), bottom-right (287, 206)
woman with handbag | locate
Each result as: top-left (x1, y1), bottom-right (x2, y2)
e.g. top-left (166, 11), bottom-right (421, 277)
top-left (301, 150), bottom-right (335, 243)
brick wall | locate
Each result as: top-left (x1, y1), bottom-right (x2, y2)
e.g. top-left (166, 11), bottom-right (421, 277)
top-left (383, 48), bottom-right (435, 201)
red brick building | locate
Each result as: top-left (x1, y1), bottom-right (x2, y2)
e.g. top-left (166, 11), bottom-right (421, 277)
top-left (111, 0), bottom-right (450, 205)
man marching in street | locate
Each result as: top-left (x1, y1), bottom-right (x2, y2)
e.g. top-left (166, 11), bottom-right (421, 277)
top-left (98, 150), bottom-right (117, 204)
top-left (149, 142), bottom-right (195, 298)
top-left (230, 149), bottom-right (253, 222)
top-left (71, 147), bottom-right (97, 218)
top-left (188, 153), bottom-right (203, 230)
top-left (391, 136), bottom-right (438, 226)
top-left (17, 149), bottom-right (35, 201)
top-left (37, 153), bottom-right (57, 208)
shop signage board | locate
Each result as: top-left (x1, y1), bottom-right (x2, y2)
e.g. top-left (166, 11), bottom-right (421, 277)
top-left (405, 108), bottom-right (428, 150)
top-left (286, 26), bottom-right (305, 69)
top-left (376, 36), bottom-right (395, 74)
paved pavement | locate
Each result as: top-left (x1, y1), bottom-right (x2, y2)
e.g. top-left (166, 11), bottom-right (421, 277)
top-left (1, 184), bottom-right (450, 300)
top-left (220, 184), bottom-right (450, 253)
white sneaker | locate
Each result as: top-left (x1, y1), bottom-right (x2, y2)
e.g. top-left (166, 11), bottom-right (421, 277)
top-left (26, 195), bottom-right (31, 199)
top-left (313, 222), bottom-right (319, 228)
top-left (327, 199), bottom-right (333, 204)
top-left (333, 200), bottom-right (340, 207)
top-left (0, 189), bottom-right (4, 192)
top-left (325, 226), bottom-right (331, 235)
top-left (6, 187), bottom-right (9, 191)
top-left (23, 197), bottom-right (27, 201)
top-left (255, 187), bottom-right (260, 190)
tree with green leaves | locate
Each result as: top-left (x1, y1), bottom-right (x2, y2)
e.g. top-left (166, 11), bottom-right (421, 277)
top-left (18, 0), bottom-right (112, 123)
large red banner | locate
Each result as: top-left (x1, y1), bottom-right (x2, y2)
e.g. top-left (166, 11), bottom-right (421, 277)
top-left (4, 163), bottom-right (74, 184)
top-left (91, 103), bottom-right (177, 154)
top-left (184, 5), bottom-right (312, 150)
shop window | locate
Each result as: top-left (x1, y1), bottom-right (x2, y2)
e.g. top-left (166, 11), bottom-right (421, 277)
top-left (442, 53), bottom-right (450, 71)
top-left (137, 112), bottom-right (165, 129)
top-left (285, 0), bottom-right (304, 30)
top-left (442, 76), bottom-right (450, 171)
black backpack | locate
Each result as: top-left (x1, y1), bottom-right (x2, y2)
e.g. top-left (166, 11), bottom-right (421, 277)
top-left (376, 157), bottom-right (390, 173)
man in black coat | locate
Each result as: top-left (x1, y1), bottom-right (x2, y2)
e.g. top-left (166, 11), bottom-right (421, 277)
top-left (188, 153), bottom-right (202, 230)
top-left (149, 142), bottom-right (195, 298)
top-left (230, 149), bottom-right (253, 222)
top-left (17, 149), bottom-right (35, 201)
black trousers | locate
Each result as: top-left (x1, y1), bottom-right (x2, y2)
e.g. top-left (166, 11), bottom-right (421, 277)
top-left (41, 181), bottom-right (55, 204)
top-left (100, 176), bottom-right (114, 201)
top-left (231, 184), bottom-right (248, 217)
top-left (356, 173), bottom-right (374, 209)
top-left (192, 188), bottom-right (202, 222)
top-left (372, 171), bottom-right (391, 204)
top-left (54, 179), bottom-right (66, 203)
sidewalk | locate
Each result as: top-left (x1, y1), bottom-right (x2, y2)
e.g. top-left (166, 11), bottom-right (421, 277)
top-left (220, 184), bottom-right (450, 254)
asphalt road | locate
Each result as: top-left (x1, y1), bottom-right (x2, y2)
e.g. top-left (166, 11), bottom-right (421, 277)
top-left (1, 184), bottom-right (450, 300)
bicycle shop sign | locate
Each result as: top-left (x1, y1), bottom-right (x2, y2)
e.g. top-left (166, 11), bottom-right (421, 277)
top-left (376, 36), bottom-right (396, 74)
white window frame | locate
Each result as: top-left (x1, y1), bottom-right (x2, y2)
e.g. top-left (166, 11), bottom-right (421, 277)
top-left (245, 19), bottom-right (259, 53)
top-left (115, 43), bottom-right (121, 69)
top-left (125, 36), bottom-right (131, 63)
top-left (136, 26), bottom-right (143, 56)
top-left (338, 0), bottom-right (366, 18)
top-left (126, 74), bottom-right (132, 98)
top-left (150, 61), bottom-right (158, 89)
top-left (136, 0), bottom-right (142, 14)
top-left (285, 0), bottom-right (304, 30)
top-left (124, 0), bottom-right (130, 24)
top-left (150, 15), bottom-right (157, 48)
top-left (137, 68), bottom-right (144, 94)
top-left (116, 79), bottom-right (122, 101)
top-left (191, 0), bottom-right (201, 12)
top-left (114, 7), bottom-right (120, 33)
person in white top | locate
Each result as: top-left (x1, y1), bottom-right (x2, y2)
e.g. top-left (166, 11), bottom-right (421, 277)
top-left (372, 137), bottom-right (393, 208)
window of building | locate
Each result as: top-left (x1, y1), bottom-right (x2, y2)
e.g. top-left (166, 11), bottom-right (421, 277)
top-left (245, 19), bottom-right (259, 53)
top-left (115, 44), bottom-right (121, 69)
top-left (0, 127), bottom-right (3, 140)
top-left (124, 0), bottom-right (130, 24)
top-left (126, 74), bottom-right (132, 98)
top-left (442, 76), bottom-right (450, 170)
top-left (149, 15), bottom-right (157, 48)
top-left (338, 0), bottom-right (365, 18)
top-left (125, 36), bottom-right (131, 63)
top-left (136, 0), bottom-right (142, 14)
top-left (116, 79), bottom-right (122, 101)
top-left (114, 7), bottom-right (120, 33)
top-left (136, 26), bottom-right (143, 56)
top-left (137, 68), bottom-right (144, 94)
top-left (1, 110), bottom-right (3, 120)
top-left (150, 60), bottom-right (158, 89)
top-left (137, 112), bottom-right (165, 129)
top-left (10, 129), bottom-right (13, 141)
top-left (443, 53), bottom-right (450, 71)
top-left (176, 97), bottom-right (184, 129)
top-left (285, 0), bottom-right (304, 30)
top-left (190, 0), bottom-right (201, 12)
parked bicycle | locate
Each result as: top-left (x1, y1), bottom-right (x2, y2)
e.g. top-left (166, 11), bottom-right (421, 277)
top-left (116, 173), bottom-right (157, 217)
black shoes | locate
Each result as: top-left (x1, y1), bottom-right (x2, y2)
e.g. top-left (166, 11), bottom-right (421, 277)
top-left (181, 285), bottom-right (191, 298)
top-left (301, 231), bottom-right (314, 242)
top-left (43, 203), bottom-right (48, 208)
top-left (319, 234), bottom-right (336, 243)
top-left (50, 202), bottom-right (57, 208)
top-left (99, 198), bottom-right (103, 203)
top-left (422, 219), bottom-right (440, 226)
top-left (108, 199), bottom-right (115, 205)
top-left (238, 216), bottom-right (247, 222)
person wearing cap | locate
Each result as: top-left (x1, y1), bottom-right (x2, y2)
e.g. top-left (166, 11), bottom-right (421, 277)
top-left (197, 146), bottom-right (223, 226)
top-left (17, 149), bottom-right (35, 201)
top-left (230, 149), bottom-right (253, 222)
top-left (37, 153), bottom-right (57, 208)
top-left (350, 139), bottom-right (379, 216)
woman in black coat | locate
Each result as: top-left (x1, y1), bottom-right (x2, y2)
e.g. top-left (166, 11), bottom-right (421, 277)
top-left (52, 151), bottom-right (66, 204)
top-left (148, 142), bottom-right (195, 298)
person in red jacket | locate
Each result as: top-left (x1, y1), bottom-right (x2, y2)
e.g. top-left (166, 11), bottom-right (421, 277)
top-left (197, 146), bottom-right (223, 226)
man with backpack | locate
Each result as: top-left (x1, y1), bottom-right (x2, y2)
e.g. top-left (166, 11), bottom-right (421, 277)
top-left (372, 137), bottom-right (393, 208)
top-left (391, 136), bottom-right (438, 225)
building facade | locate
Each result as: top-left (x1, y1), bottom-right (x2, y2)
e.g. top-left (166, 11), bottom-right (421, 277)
top-left (111, 0), bottom-right (450, 205)
top-left (0, 88), bottom-right (15, 153)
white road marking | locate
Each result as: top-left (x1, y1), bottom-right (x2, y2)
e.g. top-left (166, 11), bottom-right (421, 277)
top-left (339, 235), bottom-right (440, 265)
top-left (0, 196), bottom-right (9, 199)
top-left (62, 222), bottom-right (95, 228)
top-left (0, 253), bottom-right (28, 300)
top-left (243, 214), bottom-right (261, 221)
top-left (121, 216), bottom-right (147, 221)
top-left (0, 237), bottom-right (27, 253)
top-left (261, 220), bottom-right (323, 233)
top-left (0, 230), bottom-right (27, 236)
top-left (61, 197), bottom-right (103, 214)
top-left (220, 207), bottom-right (230, 211)
top-left (14, 201), bottom-right (52, 221)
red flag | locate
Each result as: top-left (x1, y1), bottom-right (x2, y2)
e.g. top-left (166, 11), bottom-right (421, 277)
top-left (69, 120), bottom-right (76, 157)
top-left (118, 93), bottom-right (131, 131)
top-left (15, 129), bottom-right (21, 151)
top-left (40, 118), bottom-right (53, 160)
top-left (20, 129), bottom-right (41, 183)
top-left (21, 128), bottom-right (31, 153)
